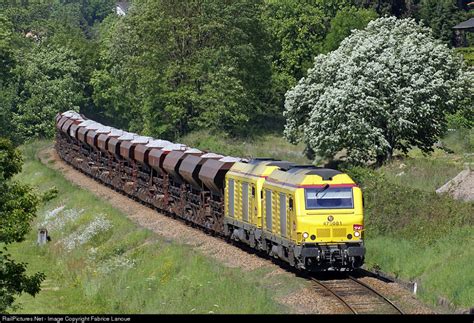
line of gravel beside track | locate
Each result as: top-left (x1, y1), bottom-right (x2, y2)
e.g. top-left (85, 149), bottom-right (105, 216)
top-left (38, 145), bottom-right (435, 314)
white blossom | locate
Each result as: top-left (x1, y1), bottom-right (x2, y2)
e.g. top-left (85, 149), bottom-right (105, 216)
top-left (39, 207), bottom-right (84, 232)
top-left (61, 215), bottom-right (112, 251)
top-left (284, 17), bottom-right (473, 165)
top-left (97, 255), bottom-right (136, 274)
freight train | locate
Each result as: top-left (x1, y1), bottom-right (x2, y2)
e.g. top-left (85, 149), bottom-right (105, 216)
top-left (55, 111), bottom-right (365, 271)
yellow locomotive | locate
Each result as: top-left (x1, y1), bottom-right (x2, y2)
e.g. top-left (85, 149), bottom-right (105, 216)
top-left (224, 159), bottom-right (365, 271)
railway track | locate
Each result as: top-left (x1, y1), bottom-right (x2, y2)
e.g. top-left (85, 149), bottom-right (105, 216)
top-left (310, 275), bottom-right (404, 314)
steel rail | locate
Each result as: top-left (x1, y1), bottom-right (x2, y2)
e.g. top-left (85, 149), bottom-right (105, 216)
top-left (310, 278), bottom-right (358, 314)
top-left (348, 275), bottom-right (404, 314)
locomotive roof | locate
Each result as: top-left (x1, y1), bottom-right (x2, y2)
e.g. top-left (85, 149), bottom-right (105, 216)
top-left (306, 168), bottom-right (342, 180)
top-left (266, 167), bottom-right (352, 188)
top-left (248, 157), bottom-right (277, 164)
top-left (228, 159), bottom-right (281, 178)
top-left (267, 161), bottom-right (295, 170)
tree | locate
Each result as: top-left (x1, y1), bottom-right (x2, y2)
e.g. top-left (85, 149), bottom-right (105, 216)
top-left (80, 0), bottom-right (116, 26)
top-left (262, 0), bottom-right (360, 115)
top-left (324, 7), bottom-right (377, 52)
top-left (0, 15), bottom-right (15, 83)
top-left (92, 0), bottom-right (273, 139)
top-left (419, 0), bottom-right (467, 46)
top-left (263, 0), bottom-right (350, 86)
top-left (0, 138), bottom-right (44, 312)
top-left (323, 6), bottom-right (378, 53)
top-left (0, 15), bottom-right (16, 142)
top-left (284, 17), bottom-right (472, 166)
top-left (13, 44), bottom-right (83, 142)
top-left (351, 0), bottom-right (420, 17)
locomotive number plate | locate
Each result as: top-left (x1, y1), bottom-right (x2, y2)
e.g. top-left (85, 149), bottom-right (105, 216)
top-left (323, 221), bottom-right (342, 226)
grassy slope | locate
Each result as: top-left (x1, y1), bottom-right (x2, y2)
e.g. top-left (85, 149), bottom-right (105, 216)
top-left (10, 140), bottom-right (304, 314)
top-left (367, 130), bottom-right (473, 308)
top-left (180, 130), bottom-right (311, 164)
top-left (181, 130), bottom-right (474, 308)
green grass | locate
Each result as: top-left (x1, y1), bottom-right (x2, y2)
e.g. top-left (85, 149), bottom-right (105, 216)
top-left (379, 129), bottom-right (473, 192)
top-left (378, 155), bottom-right (464, 192)
top-left (441, 128), bottom-right (474, 157)
top-left (180, 130), bottom-right (311, 164)
top-left (9, 140), bottom-right (305, 314)
top-left (347, 166), bottom-right (473, 308)
top-left (365, 227), bottom-right (473, 307)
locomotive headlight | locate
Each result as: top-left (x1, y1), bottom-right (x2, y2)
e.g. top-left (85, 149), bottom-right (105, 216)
top-left (303, 232), bottom-right (309, 239)
top-left (354, 231), bottom-right (360, 237)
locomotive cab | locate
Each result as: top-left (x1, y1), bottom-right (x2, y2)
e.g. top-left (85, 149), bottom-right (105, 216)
top-left (262, 166), bottom-right (365, 270)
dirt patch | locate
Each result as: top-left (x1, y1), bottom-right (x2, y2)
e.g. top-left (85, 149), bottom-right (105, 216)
top-left (38, 145), bottom-right (434, 314)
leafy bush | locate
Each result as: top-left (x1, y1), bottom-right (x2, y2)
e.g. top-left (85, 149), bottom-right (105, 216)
top-left (446, 110), bottom-right (473, 130)
top-left (41, 186), bottom-right (59, 203)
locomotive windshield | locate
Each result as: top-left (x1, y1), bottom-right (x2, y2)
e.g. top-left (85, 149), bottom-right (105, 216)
top-left (305, 187), bottom-right (353, 209)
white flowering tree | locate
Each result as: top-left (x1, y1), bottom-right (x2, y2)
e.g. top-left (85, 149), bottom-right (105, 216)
top-left (284, 17), bottom-right (473, 166)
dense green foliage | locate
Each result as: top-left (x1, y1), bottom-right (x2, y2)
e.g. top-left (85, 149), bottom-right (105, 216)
top-left (0, 138), bottom-right (44, 312)
top-left (13, 44), bottom-right (83, 142)
top-left (323, 6), bottom-right (378, 53)
top-left (457, 46), bottom-right (474, 66)
top-left (262, 1), bottom-right (378, 109)
top-left (0, 0), bottom-right (99, 144)
top-left (92, 0), bottom-right (273, 138)
top-left (419, 0), bottom-right (471, 46)
top-left (1, 0), bottom-right (471, 145)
